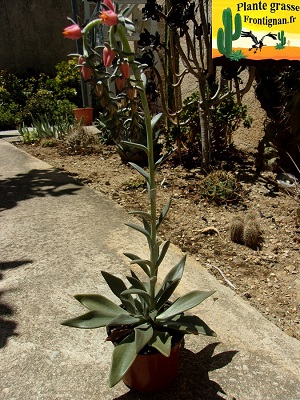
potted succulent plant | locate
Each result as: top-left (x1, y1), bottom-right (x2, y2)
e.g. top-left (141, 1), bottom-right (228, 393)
top-left (62, 0), bottom-right (216, 392)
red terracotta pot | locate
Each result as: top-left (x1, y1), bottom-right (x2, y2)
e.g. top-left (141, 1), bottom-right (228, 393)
top-left (73, 107), bottom-right (93, 126)
top-left (122, 339), bottom-right (183, 393)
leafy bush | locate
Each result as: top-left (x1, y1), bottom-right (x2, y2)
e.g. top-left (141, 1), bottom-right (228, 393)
top-left (0, 102), bottom-right (21, 130)
top-left (0, 70), bottom-right (26, 106)
top-left (0, 59), bottom-right (81, 130)
top-left (173, 91), bottom-right (252, 160)
top-left (22, 90), bottom-right (76, 126)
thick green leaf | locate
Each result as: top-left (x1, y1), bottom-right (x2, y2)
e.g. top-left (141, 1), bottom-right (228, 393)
top-left (124, 19), bottom-right (135, 32)
top-left (134, 298), bottom-right (144, 314)
top-left (121, 288), bottom-right (151, 303)
top-left (101, 272), bottom-right (128, 300)
top-left (156, 198), bottom-right (172, 229)
top-left (101, 272), bottom-right (137, 314)
top-left (121, 141), bottom-right (148, 154)
top-left (163, 314), bottom-right (216, 336)
top-left (155, 240), bottom-right (170, 269)
top-left (74, 294), bottom-right (124, 314)
top-left (108, 314), bottom-right (143, 327)
top-left (109, 332), bottom-right (137, 387)
top-left (156, 255), bottom-right (186, 299)
top-left (128, 210), bottom-right (152, 221)
top-left (142, 217), bottom-right (151, 235)
top-left (164, 255), bottom-right (186, 282)
top-left (127, 276), bottom-right (148, 293)
top-left (157, 290), bottom-right (215, 320)
top-left (155, 279), bottom-right (180, 311)
top-left (134, 324), bottom-right (153, 353)
top-left (141, 72), bottom-right (147, 88)
top-left (128, 162), bottom-right (149, 181)
top-left (135, 85), bottom-right (145, 92)
top-left (120, 6), bottom-right (130, 15)
top-left (155, 150), bottom-right (173, 170)
top-left (120, 297), bottom-right (137, 315)
top-left (151, 113), bottom-right (162, 129)
top-left (129, 259), bottom-right (151, 276)
top-left (130, 270), bottom-right (140, 280)
top-left (61, 310), bottom-right (114, 329)
top-left (149, 330), bottom-right (172, 356)
top-left (124, 252), bottom-right (151, 276)
top-left (125, 222), bottom-right (151, 241)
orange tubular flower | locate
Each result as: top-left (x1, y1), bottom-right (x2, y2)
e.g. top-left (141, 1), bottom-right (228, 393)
top-left (115, 76), bottom-right (126, 91)
top-left (103, 0), bottom-right (115, 11)
top-left (119, 62), bottom-right (130, 79)
top-left (100, 10), bottom-right (118, 26)
top-left (103, 47), bottom-right (116, 67)
top-left (63, 23), bottom-right (82, 40)
top-left (78, 57), bottom-right (93, 81)
top-left (126, 86), bottom-right (136, 100)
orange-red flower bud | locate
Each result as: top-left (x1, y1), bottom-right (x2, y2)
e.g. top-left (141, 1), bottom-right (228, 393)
top-left (119, 62), bottom-right (130, 79)
top-left (115, 76), bottom-right (126, 91)
top-left (126, 86), bottom-right (136, 100)
top-left (103, 47), bottom-right (116, 67)
top-left (100, 97), bottom-right (108, 107)
top-left (131, 101), bottom-right (138, 113)
top-left (78, 56), bottom-right (93, 81)
top-left (63, 24), bottom-right (82, 40)
top-left (108, 103), bottom-right (117, 114)
top-left (100, 10), bottom-right (118, 26)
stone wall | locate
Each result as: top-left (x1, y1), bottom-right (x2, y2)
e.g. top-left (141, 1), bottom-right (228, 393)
top-left (0, 0), bottom-right (78, 76)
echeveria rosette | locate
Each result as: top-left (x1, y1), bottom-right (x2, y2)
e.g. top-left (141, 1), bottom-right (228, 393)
top-left (62, 270), bottom-right (216, 387)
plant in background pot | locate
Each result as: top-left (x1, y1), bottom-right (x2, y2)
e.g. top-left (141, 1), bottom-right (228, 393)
top-left (62, 0), bottom-right (216, 393)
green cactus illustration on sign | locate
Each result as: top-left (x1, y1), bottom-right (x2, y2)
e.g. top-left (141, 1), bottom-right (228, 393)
top-left (275, 30), bottom-right (287, 50)
top-left (217, 8), bottom-right (245, 60)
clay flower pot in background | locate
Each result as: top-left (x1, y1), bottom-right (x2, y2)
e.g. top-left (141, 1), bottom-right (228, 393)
top-left (73, 107), bottom-right (93, 126)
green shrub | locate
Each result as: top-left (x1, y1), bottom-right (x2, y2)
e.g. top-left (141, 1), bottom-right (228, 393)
top-left (21, 90), bottom-right (76, 126)
top-left (0, 103), bottom-right (21, 130)
top-left (18, 125), bottom-right (40, 144)
top-left (52, 59), bottom-right (81, 104)
top-left (175, 91), bottom-right (252, 158)
top-left (0, 70), bottom-right (26, 105)
top-left (0, 59), bottom-right (81, 130)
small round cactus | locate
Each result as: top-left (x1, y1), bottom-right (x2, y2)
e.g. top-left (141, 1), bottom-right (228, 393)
top-left (243, 220), bottom-right (262, 249)
top-left (230, 216), bottom-right (244, 244)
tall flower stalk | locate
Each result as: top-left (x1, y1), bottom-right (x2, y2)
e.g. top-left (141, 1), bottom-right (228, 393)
top-left (62, 3), bottom-right (215, 388)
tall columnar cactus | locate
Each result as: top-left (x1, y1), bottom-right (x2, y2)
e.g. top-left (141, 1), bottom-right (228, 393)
top-left (217, 8), bottom-right (242, 58)
top-left (276, 30), bottom-right (286, 49)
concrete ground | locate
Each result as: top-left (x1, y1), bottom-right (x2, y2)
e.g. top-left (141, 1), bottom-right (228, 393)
top-left (0, 138), bottom-right (299, 400)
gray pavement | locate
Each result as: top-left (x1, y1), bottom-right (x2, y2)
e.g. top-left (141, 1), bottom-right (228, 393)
top-left (0, 130), bottom-right (22, 142)
top-left (0, 138), bottom-right (299, 400)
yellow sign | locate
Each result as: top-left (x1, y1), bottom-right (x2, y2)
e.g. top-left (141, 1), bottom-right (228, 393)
top-left (212, 1), bottom-right (300, 60)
